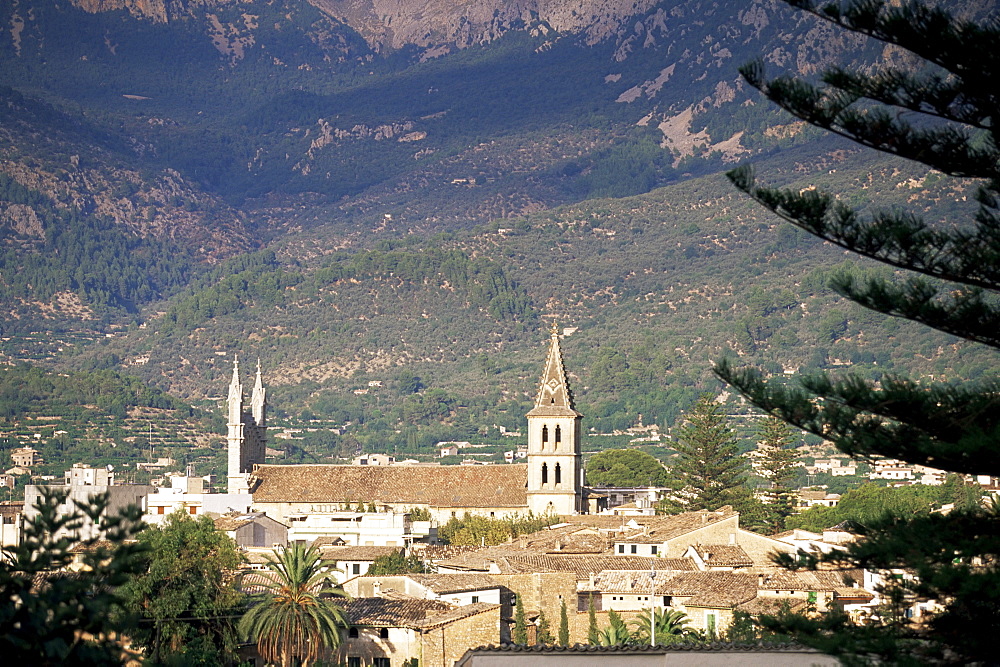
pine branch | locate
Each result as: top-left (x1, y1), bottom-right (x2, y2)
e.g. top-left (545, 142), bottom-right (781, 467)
top-left (783, 1), bottom-right (1000, 97)
top-left (830, 273), bottom-right (1000, 347)
top-left (728, 166), bottom-right (1000, 291)
top-left (822, 67), bottom-right (990, 129)
top-left (714, 360), bottom-right (1000, 476)
top-left (739, 64), bottom-right (999, 181)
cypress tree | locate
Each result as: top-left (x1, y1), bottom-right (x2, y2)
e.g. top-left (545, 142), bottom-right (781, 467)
top-left (716, 1), bottom-right (1000, 662)
top-left (513, 594), bottom-right (528, 645)
top-left (587, 597), bottom-right (599, 646)
top-left (558, 598), bottom-right (570, 646)
top-left (536, 610), bottom-right (554, 645)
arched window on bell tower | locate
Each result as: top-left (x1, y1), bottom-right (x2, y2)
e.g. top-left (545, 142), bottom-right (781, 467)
top-left (541, 425), bottom-right (549, 447)
top-left (555, 463), bottom-right (562, 485)
top-left (541, 463), bottom-right (549, 485)
top-left (555, 425), bottom-right (562, 445)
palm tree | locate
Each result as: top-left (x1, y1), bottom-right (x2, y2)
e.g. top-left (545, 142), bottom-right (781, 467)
top-left (238, 543), bottom-right (350, 667)
top-left (597, 610), bottom-right (634, 646)
top-left (630, 608), bottom-right (693, 645)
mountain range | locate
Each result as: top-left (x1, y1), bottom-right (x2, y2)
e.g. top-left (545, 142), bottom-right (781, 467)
top-left (0, 0), bottom-right (991, 453)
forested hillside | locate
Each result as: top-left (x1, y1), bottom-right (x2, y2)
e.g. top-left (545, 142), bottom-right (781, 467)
top-left (0, 0), bottom-right (992, 460)
top-left (61, 140), bottom-right (991, 459)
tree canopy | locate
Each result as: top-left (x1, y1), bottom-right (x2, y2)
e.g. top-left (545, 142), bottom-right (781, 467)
top-left (585, 448), bottom-right (671, 488)
top-left (119, 512), bottom-right (245, 665)
top-left (716, 0), bottom-right (1000, 662)
top-left (0, 488), bottom-right (146, 665)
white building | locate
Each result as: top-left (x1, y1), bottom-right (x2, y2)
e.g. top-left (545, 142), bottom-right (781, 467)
top-left (285, 507), bottom-right (430, 547)
top-left (144, 475), bottom-right (252, 524)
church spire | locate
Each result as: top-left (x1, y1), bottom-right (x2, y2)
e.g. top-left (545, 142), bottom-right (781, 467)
top-left (229, 355), bottom-right (241, 398)
top-left (528, 324), bottom-right (581, 417)
top-left (251, 358), bottom-right (266, 425)
top-left (227, 355), bottom-right (243, 426)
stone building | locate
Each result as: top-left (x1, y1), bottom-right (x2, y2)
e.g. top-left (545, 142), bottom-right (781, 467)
top-left (213, 511), bottom-right (287, 549)
top-left (336, 598), bottom-right (501, 667)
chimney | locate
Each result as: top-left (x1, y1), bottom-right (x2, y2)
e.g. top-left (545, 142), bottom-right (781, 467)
top-left (373, 580), bottom-right (382, 597)
top-left (588, 573), bottom-right (595, 589)
top-left (758, 573), bottom-right (765, 587)
top-left (729, 533), bottom-right (736, 545)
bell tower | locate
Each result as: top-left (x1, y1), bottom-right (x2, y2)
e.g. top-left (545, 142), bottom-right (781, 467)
top-left (526, 325), bottom-right (583, 515)
top-left (226, 356), bottom-right (267, 494)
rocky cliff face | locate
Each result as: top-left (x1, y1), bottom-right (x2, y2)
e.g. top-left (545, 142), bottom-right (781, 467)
top-left (308, 0), bottom-right (662, 53)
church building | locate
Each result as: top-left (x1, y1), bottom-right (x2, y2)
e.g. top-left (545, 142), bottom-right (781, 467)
top-left (246, 328), bottom-right (591, 521)
top-left (227, 356), bottom-right (267, 494)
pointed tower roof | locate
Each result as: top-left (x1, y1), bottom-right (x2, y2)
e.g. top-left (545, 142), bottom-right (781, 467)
top-left (228, 354), bottom-right (242, 400)
top-left (252, 358), bottom-right (265, 396)
top-left (527, 325), bottom-right (582, 418)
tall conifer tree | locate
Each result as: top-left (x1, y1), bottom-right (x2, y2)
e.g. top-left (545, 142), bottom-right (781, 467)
top-left (663, 394), bottom-right (747, 512)
top-left (715, 1), bottom-right (1000, 661)
top-left (755, 415), bottom-right (800, 529)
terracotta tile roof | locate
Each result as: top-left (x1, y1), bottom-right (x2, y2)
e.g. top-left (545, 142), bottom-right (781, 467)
top-left (320, 545), bottom-right (401, 562)
top-left (757, 571), bottom-right (874, 599)
top-left (693, 544), bottom-right (753, 567)
top-left (589, 570), bottom-right (697, 595)
top-left (510, 524), bottom-right (612, 554)
top-left (403, 574), bottom-right (502, 594)
top-left (438, 549), bottom-right (694, 577)
top-left (736, 596), bottom-right (810, 615)
top-left (214, 516), bottom-right (254, 531)
top-left (461, 642), bottom-right (828, 656)
top-left (344, 598), bottom-right (499, 630)
top-left (616, 509), bottom-right (738, 544)
top-left (345, 597), bottom-right (452, 627)
top-left (417, 544), bottom-right (491, 561)
top-left (586, 571), bottom-right (757, 608)
top-left (416, 602), bottom-right (500, 630)
top-left (251, 464), bottom-right (528, 507)
top-left (674, 572), bottom-right (757, 608)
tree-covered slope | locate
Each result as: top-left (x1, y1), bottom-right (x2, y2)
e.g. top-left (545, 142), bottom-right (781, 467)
top-left (70, 140), bottom-right (992, 450)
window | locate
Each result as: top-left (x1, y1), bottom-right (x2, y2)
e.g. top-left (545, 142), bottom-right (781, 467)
top-left (541, 425), bottom-right (549, 444)
top-left (348, 628), bottom-right (359, 638)
top-left (630, 545), bottom-right (637, 554)
top-left (618, 544), bottom-right (625, 554)
top-left (471, 596), bottom-right (479, 603)
top-left (541, 463), bottom-right (548, 484)
top-left (156, 506), bottom-right (165, 515)
top-left (374, 659), bottom-right (390, 667)
top-left (347, 658), bottom-right (361, 667)
top-left (188, 506), bottom-right (197, 515)
top-left (554, 463), bottom-right (562, 485)
top-left (352, 563), bottom-right (361, 575)
top-left (554, 425), bottom-right (561, 443)
top-left (663, 596), bottom-right (672, 606)
top-left (650, 545), bottom-right (658, 555)
top-left (379, 628), bottom-right (389, 639)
